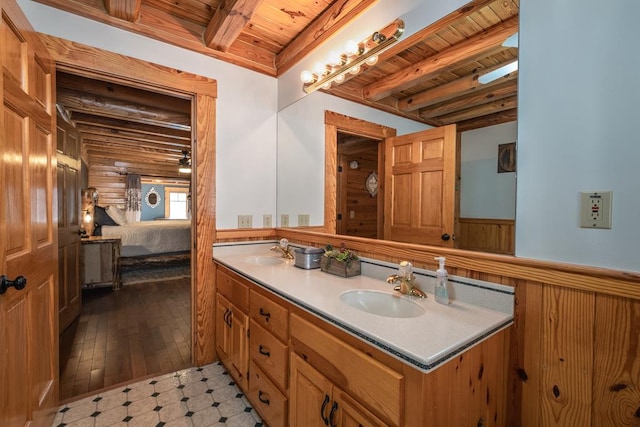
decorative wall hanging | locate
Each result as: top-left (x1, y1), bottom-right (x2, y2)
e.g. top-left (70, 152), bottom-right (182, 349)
top-left (365, 172), bottom-right (378, 197)
top-left (498, 142), bottom-right (516, 173)
top-left (145, 187), bottom-right (161, 208)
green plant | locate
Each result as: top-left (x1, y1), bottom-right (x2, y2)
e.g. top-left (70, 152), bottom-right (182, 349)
top-left (324, 244), bottom-right (358, 266)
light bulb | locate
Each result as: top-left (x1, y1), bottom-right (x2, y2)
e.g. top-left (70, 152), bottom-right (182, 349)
top-left (334, 74), bottom-right (345, 84)
top-left (321, 81), bottom-right (332, 90)
top-left (328, 51), bottom-right (343, 67)
top-left (344, 40), bottom-right (360, 56)
top-left (349, 64), bottom-right (361, 75)
top-left (365, 55), bottom-right (378, 66)
top-left (313, 62), bottom-right (328, 77)
top-left (300, 70), bottom-right (314, 84)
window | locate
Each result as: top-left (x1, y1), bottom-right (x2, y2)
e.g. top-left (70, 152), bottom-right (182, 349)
top-left (164, 187), bottom-right (190, 219)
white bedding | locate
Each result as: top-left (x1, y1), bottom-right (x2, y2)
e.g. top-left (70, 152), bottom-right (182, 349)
top-left (101, 219), bottom-right (191, 257)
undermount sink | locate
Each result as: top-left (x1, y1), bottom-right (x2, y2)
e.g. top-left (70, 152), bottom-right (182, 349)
top-left (244, 256), bottom-right (286, 266)
top-left (340, 289), bottom-right (426, 318)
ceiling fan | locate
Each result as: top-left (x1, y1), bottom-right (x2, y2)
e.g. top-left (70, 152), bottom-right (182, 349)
top-left (178, 150), bottom-right (191, 174)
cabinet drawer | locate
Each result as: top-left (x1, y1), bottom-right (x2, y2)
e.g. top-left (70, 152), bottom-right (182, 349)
top-left (216, 268), bottom-right (249, 311)
top-left (248, 361), bottom-right (287, 427)
top-left (249, 289), bottom-right (288, 342)
top-left (249, 319), bottom-right (288, 391)
top-left (290, 314), bottom-right (403, 426)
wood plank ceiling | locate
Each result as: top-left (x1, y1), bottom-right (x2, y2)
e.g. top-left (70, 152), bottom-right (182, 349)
top-left (46, 0), bottom-right (518, 182)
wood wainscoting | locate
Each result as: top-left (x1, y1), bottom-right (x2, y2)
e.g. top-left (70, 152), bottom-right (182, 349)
top-left (458, 217), bottom-right (515, 255)
top-left (274, 229), bottom-right (640, 427)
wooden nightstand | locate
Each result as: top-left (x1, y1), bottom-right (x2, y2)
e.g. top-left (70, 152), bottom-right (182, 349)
top-left (81, 236), bottom-right (121, 290)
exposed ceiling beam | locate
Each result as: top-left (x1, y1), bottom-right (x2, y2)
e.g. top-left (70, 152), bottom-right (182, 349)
top-left (203, 0), bottom-right (265, 52)
top-left (398, 62), bottom-right (518, 113)
top-left (81, 135), bottom-right (190, 154)
top-left (76, 125), bottom-right (191, 148)
top-left (363, 16), bottom-right (518, 101)
top-left (419, 80), bottom-right (517, 119)
top-left (58, 88), bottom-right (191, 131)
top-left (104, 0), bottom-right (141, 22)
top-left (275, 0), bottom-right (378, 75)
top-left (71, 113), bottom-right (191, 140)
top-left (435, 95), bottom-right (517, 125)
top-left (456, 108), bottom-right (518, 132)
top-left (57, 72), bottom-right (191, 114)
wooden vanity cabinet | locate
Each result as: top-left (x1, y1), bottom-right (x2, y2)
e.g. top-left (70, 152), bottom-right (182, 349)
top-left (213, 262), bottom-right (510, 427)
top-left (290, 353), bottom-right (388, 427)
top-left (215, 267), bottom-right (249, 390)
top-left (247, 288), bottom-right (290, 427)
top-left (289, 313), bottom-right (403, 427)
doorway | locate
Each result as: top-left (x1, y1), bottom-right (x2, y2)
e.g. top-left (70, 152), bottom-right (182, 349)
top-left (336, 132), bottom-right (383, 239)
top-left (56, 71), bottom-right (195, 400)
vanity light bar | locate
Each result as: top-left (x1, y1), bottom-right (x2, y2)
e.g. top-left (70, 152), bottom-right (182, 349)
top-left (302, 19), bottom-right (405, 94)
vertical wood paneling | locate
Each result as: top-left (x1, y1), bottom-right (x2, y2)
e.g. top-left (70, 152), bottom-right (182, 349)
top-left (592, 294), bottom-right (640, 426)
top-left (540, 286), bottom-right (594, 426)
top-left (458, 217), bottom-right (515, 255)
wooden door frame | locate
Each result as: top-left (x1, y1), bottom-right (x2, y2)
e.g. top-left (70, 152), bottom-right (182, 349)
top-left (324, 111), bottom-right (396, 236)
top-left (40, 35), bottom-right (218, 366)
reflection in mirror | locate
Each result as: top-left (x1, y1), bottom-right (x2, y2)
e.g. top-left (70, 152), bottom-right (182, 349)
top-left (277, 0), bottom-right (518, 255)
top-left (336, 132), bottom-right (383, 239)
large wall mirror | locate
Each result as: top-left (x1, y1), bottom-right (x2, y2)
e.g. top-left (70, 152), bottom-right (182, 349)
top-left (277, 0), bottom-right (518, 256)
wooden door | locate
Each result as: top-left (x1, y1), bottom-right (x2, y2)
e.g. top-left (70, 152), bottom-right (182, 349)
top-left (57, 114), bottom-right (82, 332)
top-left (0, 0), bottom-right (58, 426)
top-left (215, 294), bottom-right (231, 365)
top-left (384, 125), bottom-right (459, 247)
top-left (229, 304), bottom-right (249, 390)
top-left (334, 388), bottom-right (388, 427)
top-left (289, 353), bottom-right (334, 427)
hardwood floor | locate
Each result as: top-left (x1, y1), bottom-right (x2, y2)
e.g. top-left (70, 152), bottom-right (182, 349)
top-left (59, 276), bottom-right (191, 401)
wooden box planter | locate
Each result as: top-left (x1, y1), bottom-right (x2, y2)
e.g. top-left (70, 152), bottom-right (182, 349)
top-left (320, 256), bottom-right (361, 277)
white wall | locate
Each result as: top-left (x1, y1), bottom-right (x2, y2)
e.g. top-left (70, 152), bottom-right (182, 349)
top-left (277, 91), bottom-right (430, 226)
top-left (517, 0), bottom-right (640, 272)
top-left (18, 0), bottom-right (278, 230)
top-left (460, 122), bottom-right (517, 219)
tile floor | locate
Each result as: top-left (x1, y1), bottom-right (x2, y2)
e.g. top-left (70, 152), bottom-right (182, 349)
top-left (52, 362), bottom-right (262, 427)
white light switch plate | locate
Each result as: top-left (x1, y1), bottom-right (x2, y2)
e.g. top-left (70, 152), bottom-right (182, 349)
top-left (237, 214), bottom-right (252, 228)
top-left (580, 191), bottom-right (612, 229)
top-left (298, 214), bottom-right (309, 227)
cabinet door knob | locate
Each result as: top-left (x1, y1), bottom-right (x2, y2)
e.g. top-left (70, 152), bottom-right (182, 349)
top-left (320, 394), bottom-right (330, 425)
top-left (0, 275), bottom-right (27, 295)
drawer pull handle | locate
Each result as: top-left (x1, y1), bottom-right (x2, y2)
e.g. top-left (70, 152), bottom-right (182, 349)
top-left (329, 401), bottom-right (338, 427)
top-left (258, 345), bottom-right (271, 357)
top-left (259, 308), bottom-right (271, 322)
top-left (258, 390), bottom-right (270, 405)
top-left (320, 394), bottom-right (330, 425)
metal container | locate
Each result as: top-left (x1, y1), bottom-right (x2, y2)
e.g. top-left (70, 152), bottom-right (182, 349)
top-left (294, 247), bottom-right (325, 269)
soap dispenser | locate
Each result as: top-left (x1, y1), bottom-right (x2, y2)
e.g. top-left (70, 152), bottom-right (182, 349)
top-left (434, 256), bottom-right (450, 305)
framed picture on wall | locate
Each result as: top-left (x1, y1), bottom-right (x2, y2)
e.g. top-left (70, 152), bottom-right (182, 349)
top-left (498, 142), bottom-right (516, 173)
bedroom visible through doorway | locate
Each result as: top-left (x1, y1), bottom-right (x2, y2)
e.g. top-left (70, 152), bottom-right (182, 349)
top-left (56, 69), bottom-right (194, 401)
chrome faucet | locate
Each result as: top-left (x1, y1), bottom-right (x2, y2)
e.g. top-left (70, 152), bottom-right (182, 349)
top-left (386, 261), bottom-right (426, 298)
top-left (270, 238), bottom-right (294, 259)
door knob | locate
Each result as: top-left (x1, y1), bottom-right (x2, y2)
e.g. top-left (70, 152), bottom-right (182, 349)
top-left (0, 275), bottom-right (27, 294)
top-left (441, 233), bottom-right (451, 241)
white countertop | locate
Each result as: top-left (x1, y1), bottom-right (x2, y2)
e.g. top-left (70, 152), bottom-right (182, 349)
top-left (212, 242), bottom-right (513, 372)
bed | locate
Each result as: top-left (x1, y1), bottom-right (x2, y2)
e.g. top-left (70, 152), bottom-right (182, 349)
top-left (100, 219), bottom-right (191, 257)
